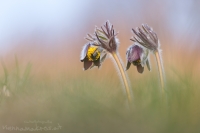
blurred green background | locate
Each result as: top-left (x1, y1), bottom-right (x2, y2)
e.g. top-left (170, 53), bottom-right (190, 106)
top-left (0, 0), bottom-right (200, 133)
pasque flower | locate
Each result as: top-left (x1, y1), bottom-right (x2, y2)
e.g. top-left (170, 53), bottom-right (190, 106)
top-left (131, 24), bottom-right (165, 92)
top-left (126, 43), bottom-right (150, 73)
top-left (80, 21), bottom-right (132, 103)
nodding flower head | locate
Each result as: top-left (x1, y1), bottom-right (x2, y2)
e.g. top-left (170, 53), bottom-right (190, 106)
top-left (126, 43), bottom-right (151, 73)
top-left (131, 24), bottom-right (159, 52)
top-left (94, 21), bottom-right (119, 53)
top-left (80, 42), bottom-right (106, 70)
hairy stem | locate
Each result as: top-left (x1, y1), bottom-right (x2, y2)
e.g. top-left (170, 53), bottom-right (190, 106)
top-left (154, 50), bottom-right (165, 93)
top-left (111, 52), bottom-right (132, 103)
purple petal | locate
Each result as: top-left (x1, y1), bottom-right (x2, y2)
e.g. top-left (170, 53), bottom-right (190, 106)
top-left (93, 58), bottom-right (100, 68)
top-left (80, 43), bottom-right (90, 61)
top-left (146, 59), bottom-right (151, 71)
top-left (128, 45), bottom-right (142, 62)
top-left (136, 64), bottom-right (144, 73)
top-left (126, 62), bottom-right (131, 70)
top-left (83, 60), bottom-right (92, 70)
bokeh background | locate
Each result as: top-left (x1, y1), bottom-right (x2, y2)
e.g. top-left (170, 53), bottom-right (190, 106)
top-left (0, 0), bottom-right (200, 133)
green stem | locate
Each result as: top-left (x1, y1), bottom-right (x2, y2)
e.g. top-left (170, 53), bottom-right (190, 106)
top-left (111, 52), bottom-right (132, 103)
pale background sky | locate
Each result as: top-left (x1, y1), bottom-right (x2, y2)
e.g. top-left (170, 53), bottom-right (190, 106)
top-left (0, 0), bottom-right (199, 55)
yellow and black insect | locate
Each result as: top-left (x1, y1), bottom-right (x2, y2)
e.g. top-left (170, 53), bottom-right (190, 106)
top-left (86, 46), bottom-right (100, 61)
top-left (132, 59), bottom-right (141, 66)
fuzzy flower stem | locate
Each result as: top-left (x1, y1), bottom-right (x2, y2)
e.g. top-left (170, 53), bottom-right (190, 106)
top-left (154, 50), bottom-right (164, 92)
top-left (111, 52), bottom-right (132, 103)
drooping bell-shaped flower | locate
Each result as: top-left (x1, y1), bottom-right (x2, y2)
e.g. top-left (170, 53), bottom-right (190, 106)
top-left (126, 43), bottom-right (151, 73)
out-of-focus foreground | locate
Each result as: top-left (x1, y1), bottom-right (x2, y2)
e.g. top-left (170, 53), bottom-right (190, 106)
top-left (0, 0), bottom-right (200, 133)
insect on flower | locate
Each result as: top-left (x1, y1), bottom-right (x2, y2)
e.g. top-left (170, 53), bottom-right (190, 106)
top-left (80, 21), bottom-right (132, 103)
top-left (80, 42), bottom-right (106, 70)
top-left (126, 43), bottom-right (151, 73)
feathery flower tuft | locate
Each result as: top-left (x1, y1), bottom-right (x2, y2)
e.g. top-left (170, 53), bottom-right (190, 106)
top-left (94, 21), bottom-right (119, 53)
top-left (126, 43), bottom-right (151, 73)
top-left (131, 24), bottom-right (159, 51)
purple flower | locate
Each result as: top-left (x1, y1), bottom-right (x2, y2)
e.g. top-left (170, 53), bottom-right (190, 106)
top-left (126, 43), bottom-right (151, 73)
top-left (80, 21), bottom-right (119, 70)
